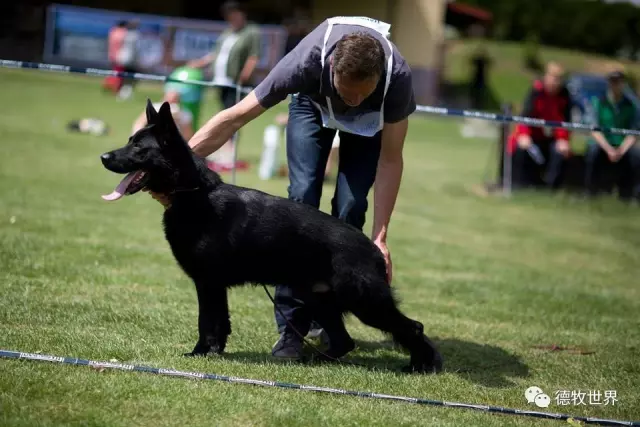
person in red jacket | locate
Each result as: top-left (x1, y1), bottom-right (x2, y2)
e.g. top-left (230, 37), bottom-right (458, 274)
top-left (510, 62), bottom-right (574, 189)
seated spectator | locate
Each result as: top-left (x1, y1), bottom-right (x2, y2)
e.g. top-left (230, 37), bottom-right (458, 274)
top-left (509, 62), bottom-right (574, 190)
top-left (584, 65), bottom-right (640, 202)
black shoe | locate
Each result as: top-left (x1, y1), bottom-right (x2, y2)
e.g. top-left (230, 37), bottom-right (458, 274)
top-left (272, 333), bottom-right (304, 361)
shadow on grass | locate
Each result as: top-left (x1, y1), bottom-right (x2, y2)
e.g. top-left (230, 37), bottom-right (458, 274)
top-left (217, 336), bottom-right (529, 388)
top-left (351, 337), bottom-right (530, 388)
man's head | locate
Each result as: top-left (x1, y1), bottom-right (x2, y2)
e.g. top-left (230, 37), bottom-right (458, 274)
top-left (542, 61), bottom-right (565, 94)
top-left (606, 63), bottom-right (626, 99)
top-left (221, 1), bottom-right (247, 31)
top-left (331, 32), bottom-right (385, 107)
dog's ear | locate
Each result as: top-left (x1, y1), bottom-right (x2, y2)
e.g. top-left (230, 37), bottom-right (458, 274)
top-left (156, 101), bottom-right (195, 161)
top-left (145, 99), bottom-right (159, 124)
top-left (157, 102), bottom-right (185, 142)
top-left (158, 102), bottom-right (174, 125)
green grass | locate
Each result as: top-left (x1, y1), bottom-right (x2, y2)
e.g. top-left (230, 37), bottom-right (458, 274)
top-left (0, 67), bottom-right (639, 427)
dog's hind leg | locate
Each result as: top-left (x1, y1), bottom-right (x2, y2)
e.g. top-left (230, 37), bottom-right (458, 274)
top-left (347, 288), bottom-right (443, 374)
top-left (187, 282), bottom-right (231, 357)
top-left (307, 287), bottom-right (355, 360)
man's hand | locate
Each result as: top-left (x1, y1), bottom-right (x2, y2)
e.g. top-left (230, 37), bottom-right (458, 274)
top-left (555, 139), bottom-right (571, 157)
top-left (517, 134), bottom-right (533, 149)
top-left (374, 238), bottom-right (392, 285)
top-left (607, 147), bottom-right (621, 163)
top-left (591, 131), bottom-right (619, 162)
top-left (616, 135), bottom-right (637, 161)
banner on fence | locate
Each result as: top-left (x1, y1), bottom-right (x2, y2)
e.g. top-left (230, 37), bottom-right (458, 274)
top-left (43, 4), bottom-right (288, 83)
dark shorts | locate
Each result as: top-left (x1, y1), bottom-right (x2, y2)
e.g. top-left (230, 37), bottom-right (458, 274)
top-left (219, 86), bottom-right (241, 110)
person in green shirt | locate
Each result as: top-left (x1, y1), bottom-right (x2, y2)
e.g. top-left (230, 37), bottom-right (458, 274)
top-left (188, 1), bottom-right (261, 168)
top-left (585, 67), bottom-right (640, 201)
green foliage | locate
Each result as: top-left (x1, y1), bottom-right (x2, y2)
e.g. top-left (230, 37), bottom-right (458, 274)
top-left (456, 0), bottom-right (640, 58)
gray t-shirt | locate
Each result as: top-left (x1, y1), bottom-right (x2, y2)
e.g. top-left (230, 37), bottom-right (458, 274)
top-left (254, 19), bottom-right (416, 124)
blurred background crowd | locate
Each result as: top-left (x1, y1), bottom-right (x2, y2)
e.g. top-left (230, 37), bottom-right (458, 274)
top-left (2, 0), bottom-right (640, 201)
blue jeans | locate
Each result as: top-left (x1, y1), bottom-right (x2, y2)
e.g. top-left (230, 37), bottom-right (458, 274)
top-left (274, 94), bottom-right (382, 335)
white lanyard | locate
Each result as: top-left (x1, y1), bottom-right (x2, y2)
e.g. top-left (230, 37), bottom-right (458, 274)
top-left (317, 17), bottom-right (394, 136)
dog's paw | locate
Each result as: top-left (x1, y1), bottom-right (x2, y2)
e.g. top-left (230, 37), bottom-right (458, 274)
top-left (185, 341), bottom-right (212, 357)
top-left (208, 341), bottom-right (226, 355)
top-left (405, 351), bottom-right (444, 374)
top-left (207, 333), bottom-right (229, 355)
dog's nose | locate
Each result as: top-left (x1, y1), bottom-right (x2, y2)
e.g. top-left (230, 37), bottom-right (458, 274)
top-left (100, 153), bottom-right (112, 163)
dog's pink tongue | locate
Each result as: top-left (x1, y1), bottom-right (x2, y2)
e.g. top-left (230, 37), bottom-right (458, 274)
top-left (102, 171), bottom-right (137, 201)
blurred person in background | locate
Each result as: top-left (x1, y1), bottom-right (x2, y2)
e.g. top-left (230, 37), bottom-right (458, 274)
top-left (131, 89), bottom-right (194, 139)
top-left (129, 65), bottom-right (208, 139)
top-left (469, 45), bottom-right (491, 110)
top-left (258, 8), bottom-right (339, 182)
top-left (188, 1), bottom-right (260, 171)
top-left (509, 61), bottom-right (574, 190)
top-left (71, 66), bottom-right (203, 139)
top-left (584, 64), bottom-right (640, 202)
top-left (103, 20), bottom-right (128, 95)
top-left (116, 20), bottom-right (141, 100)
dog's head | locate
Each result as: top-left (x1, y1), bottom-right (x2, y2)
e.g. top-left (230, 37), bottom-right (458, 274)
top-left (100, 100), bottom-right (205, 201)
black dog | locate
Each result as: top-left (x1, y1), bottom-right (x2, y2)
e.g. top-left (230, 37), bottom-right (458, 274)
top-left (100, 100), bottom-right (443, 373)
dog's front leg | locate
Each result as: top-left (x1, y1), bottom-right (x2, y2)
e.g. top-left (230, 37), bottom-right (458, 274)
top-left (186, 284), bottom-right (231, 357)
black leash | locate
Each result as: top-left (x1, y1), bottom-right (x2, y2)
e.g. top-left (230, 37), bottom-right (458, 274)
top-left (262, 285), bottom-right (371, 369)
top-left (261, 285), bottom-right (552, 376)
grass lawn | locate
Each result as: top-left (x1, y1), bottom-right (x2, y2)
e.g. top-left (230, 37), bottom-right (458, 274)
top-left (0, 67), bottom-right (639, 427)
top-left (444, 39), bottom-right (640, 111)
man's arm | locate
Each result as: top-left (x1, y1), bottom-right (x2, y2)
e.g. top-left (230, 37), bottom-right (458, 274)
top-left (372, 118), bottom-right (407, 244)
top-left (618, 134), bottom-right (637, 155)
top-left (238, 28), bottom-right (261, 84)
top-left (554, 87), bottom-right (573, 142)
top-left (188, 52), bottom-right (216, 69)
top-left (188, 91), bottom-right (266, 158)
top-left (515, 86), bottom-right (538, 146)
top-left (238, 56), bottom-right (259, 84)
top-left (618, 103), bottom-right (640, 155)
top-left (592, 130), bottom-right (614, 153)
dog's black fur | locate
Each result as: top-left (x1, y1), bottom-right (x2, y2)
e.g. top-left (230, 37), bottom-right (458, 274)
top-left (100, 100), bottom-right (443, 373)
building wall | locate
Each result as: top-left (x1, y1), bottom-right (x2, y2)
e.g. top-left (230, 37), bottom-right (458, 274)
top-left (308, 0), bottom-right (446, 105)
